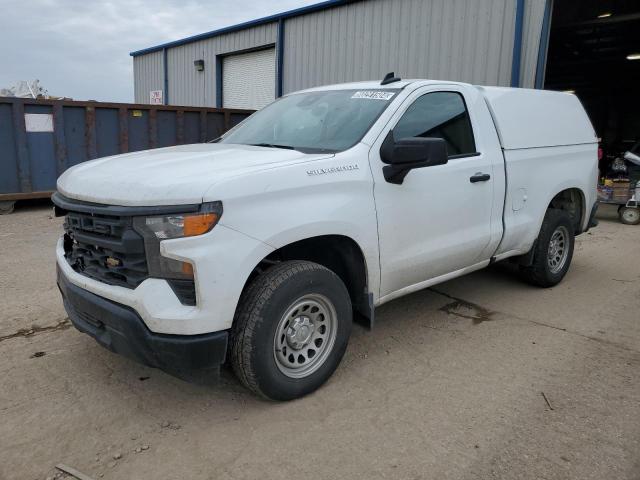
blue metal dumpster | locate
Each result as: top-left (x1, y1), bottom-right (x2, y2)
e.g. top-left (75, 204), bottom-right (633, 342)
top-left (0, 97), bottom-right (254, 213)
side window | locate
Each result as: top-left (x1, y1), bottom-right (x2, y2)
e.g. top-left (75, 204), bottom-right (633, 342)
top-left (393, 92), bottom-right (476, 157)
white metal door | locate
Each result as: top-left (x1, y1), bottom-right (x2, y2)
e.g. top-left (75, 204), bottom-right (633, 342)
top-left (222, 48), bottom-right (275, 110)
top-left (371, 86), bottom-right (500, 298)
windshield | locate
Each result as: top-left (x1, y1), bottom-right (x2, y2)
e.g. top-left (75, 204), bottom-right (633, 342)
top-left (218, 89), bottom-right (400, 153)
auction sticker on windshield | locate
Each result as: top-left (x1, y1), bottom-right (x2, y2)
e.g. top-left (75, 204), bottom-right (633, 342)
top-left (352, 91), bottom-right (396, 100)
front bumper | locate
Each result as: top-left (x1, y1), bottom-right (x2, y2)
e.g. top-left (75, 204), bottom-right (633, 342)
top-left (58, 266), bottom-right (228, 372)
top-left (55, 219), bottom-right (273, 335)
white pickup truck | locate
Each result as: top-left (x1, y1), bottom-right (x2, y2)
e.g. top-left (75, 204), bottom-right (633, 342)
top-left (54, 77), bottom-right (598, 400)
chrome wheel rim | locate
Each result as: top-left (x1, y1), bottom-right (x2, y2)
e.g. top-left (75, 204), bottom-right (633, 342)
top-left (547, 226), bottom-right (569, 274)
top-left (273, 294), bottom-right (337, 379)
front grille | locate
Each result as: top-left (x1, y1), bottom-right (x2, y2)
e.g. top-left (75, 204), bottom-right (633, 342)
top-left (55, 193), bottom-right (199, 305)
top-left (63, 210), bottom-right (148, 289)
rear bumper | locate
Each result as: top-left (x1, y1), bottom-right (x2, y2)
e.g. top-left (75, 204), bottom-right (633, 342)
top-left (57, 266), bottom-right (228, 373)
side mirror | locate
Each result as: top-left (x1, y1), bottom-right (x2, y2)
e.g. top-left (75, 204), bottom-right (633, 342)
top-left (380, 131), bottom-right (448, 184)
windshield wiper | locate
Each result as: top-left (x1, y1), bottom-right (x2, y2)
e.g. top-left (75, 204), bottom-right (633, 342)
top-left (249, 143), bottom-right (296, 150)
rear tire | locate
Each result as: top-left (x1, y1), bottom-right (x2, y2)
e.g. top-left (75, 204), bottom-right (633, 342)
top-left (619, 206), bottom-right (640, 225)
top-left (520, 208), bottom-right (575, 287)
top-left (230, 260), bottom-right (352, 401)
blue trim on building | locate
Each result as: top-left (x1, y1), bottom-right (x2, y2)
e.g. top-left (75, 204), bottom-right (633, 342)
top-left (276, 19), bottom-right (285, 97)
top-left (163, 48), bottom-right (169, 105)
top-left (215, 56), bottom-right (223, 108)
top-left (510, 0), bottom-right (525, 87)
top-left (130, 0), bottom-right (350, 57)
top-left (534, 0), bottom-right (553, 89)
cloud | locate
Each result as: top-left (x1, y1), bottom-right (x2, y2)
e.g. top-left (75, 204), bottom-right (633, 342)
top-left (0, 0), bottom-right (314, 102)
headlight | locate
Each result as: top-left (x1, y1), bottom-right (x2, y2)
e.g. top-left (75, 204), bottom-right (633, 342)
top-left (133, 202), bottom-right (222, 280)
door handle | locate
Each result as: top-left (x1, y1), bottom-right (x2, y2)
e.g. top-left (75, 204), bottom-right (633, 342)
top-left (470, 173), bottom-right (491, 183)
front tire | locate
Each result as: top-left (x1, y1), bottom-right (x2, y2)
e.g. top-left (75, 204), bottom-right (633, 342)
top-left (520, 208), bottom-right (575, 287)
top-left (230, 260), bottom-right (352, 401)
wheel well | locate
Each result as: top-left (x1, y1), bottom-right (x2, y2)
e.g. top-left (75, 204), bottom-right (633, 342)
top-left (245, 235), bottom-right (371, 321)
top-left (548, 188), bottom-right (585, 234)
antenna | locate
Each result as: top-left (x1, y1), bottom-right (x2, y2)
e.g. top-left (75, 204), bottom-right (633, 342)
top-left (381, 72), bottom-right (401, 85)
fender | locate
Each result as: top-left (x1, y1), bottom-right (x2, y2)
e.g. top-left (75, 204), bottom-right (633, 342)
top-left (205, 144), bottom-right (382, 302)
top-left (244, 232), bottom-right (376, 328)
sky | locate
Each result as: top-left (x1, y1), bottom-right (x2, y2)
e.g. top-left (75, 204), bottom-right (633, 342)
top-left (0, 0), bottom-right (315, 103)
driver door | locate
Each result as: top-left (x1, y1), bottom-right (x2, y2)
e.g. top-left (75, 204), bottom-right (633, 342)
top-left (370, 86), bottom-right (499, 298)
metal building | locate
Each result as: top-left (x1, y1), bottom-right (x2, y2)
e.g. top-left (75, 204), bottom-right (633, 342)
top-left (131, 0), bottom-right (549, 109)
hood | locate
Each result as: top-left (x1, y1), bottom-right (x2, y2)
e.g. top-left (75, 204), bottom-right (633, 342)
top-left (57, 143), bottom-right (332, 206)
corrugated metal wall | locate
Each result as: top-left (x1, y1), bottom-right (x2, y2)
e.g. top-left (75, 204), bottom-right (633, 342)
top-left (167, 43), bottom-right (205, 107)
top-left (135, 23), bottom-right (277, 106)
top-left (133, 50), bottom-right (164, 104)
top-left (133, 0), bottom-right (548, 106)
top-left (283, 0), bottom-right (519, 92)
top-left (520, 0), bottom-right (548, 88)
top-left (133, 23), bottom-right (277, 107)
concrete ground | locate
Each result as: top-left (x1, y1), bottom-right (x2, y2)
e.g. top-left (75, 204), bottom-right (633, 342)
top-left (1, 201), bottom-right (639, 480)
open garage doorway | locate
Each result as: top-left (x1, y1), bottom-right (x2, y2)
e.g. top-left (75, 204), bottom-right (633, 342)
top-left (544, 0), bottom-right (640, 183)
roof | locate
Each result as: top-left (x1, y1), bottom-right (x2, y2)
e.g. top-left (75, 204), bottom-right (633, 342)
top-left (130, 0), bottom-right (353, 57)
top-left (293, 79), bottom-right (471, 93)
top-left (294, 80), bottom-right (417, 93)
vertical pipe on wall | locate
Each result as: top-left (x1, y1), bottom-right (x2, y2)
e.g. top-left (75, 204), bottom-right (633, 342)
top-left (534, 0), bottom-right (553, 89)
top-left (510, 0), bottom-right (525, 87)
top-left (276, 18), bottom-right (285, 97)
top-left (163, 48), bottom-right (169, 105)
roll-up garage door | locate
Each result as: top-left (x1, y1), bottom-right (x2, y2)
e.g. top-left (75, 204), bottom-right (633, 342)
top-left (222, 48), bottom-right (275, 110)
